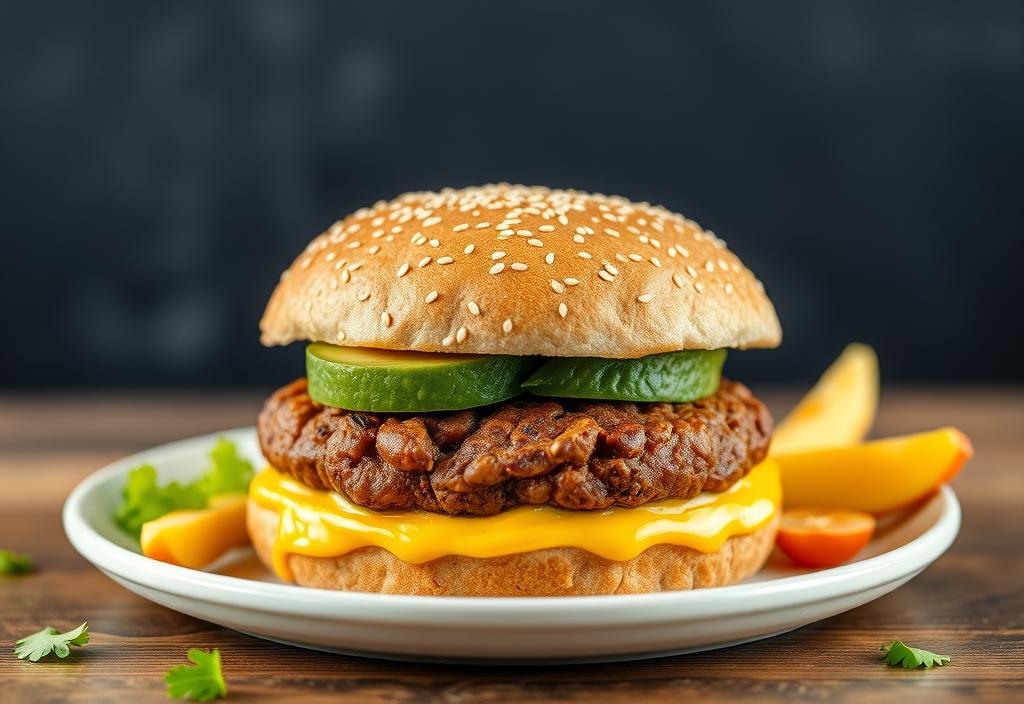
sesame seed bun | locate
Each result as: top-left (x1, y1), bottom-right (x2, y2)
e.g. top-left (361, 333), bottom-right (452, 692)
top-left (247, 497), bottom-right (779, 596)
top-left (260, 184), bottom-right (781, 357)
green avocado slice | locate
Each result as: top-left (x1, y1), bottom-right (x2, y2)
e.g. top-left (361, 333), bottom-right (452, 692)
top-left (306, 343), bottom-right (536, 412)
top-left (521, 349), bottom-right (726, 403)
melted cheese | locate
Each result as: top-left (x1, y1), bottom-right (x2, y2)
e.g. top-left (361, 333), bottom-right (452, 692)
top-left (250, 460), bottom-right (781, 581)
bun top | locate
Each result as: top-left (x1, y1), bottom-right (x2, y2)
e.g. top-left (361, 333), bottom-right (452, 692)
top-left (260, 185), bottom-right (781, 357)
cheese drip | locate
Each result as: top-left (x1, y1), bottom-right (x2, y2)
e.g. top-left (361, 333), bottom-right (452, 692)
top-left (250, 460), bottom-right (780, 581)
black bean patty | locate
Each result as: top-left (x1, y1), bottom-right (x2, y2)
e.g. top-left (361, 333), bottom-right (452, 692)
top-left (258, 378), bottom-right (772, 516)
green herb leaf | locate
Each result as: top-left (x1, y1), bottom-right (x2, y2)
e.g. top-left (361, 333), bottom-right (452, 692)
top-left (165, 648), bottom-right (228, 701)
top-left (0, 548), bottom-right (33, 575)
top-left (115, 438), bottom-right (253, 535)
top-left (881, 641), bottom-right (951, 669)
top-left (14, 622), bottom-right (89, 662)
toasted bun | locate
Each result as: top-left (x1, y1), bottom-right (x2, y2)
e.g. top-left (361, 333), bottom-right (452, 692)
top-left (247, 498), bottom-right (778, 596)
top-left (260, 185), bottom-right (780, 357)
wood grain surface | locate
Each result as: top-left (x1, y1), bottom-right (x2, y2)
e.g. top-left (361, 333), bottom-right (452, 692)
top-left (1, 389), bottom-right (1021, 703)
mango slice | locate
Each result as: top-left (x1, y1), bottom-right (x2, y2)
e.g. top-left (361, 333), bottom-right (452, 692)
top-left (140, 493), bottom-right (249, 569)
top-left (771, 343), bottom-right (879, 455)
top-left (774, 427), bottom-right (972, 513)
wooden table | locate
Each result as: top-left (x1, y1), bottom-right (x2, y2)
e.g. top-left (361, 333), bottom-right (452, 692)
top-left (1, 389), bottom-right (1021, 702)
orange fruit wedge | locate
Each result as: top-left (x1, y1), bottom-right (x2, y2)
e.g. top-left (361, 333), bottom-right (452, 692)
top-left (774, 427), bottom-right (972, 513)
top-left (771, 343), bottom-right (878, 456)
top-left (140, 493), bottom-right (249, 569)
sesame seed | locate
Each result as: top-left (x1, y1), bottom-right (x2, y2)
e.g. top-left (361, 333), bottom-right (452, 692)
top-left (499, 229), bottom-right (514, 236)
top-left (371, 229), bottom-right (384, 239)
top-left (341, 269), bottom-right (351, 283)
top-left (368, 245), bottom-right (380, 254)
top-left (558, 302), bottom-right (568, 318)
top-left (337, 330), bottom-right (346, 341)
top-left (604, 263), bottom-right (619, 276)
top-left (686, 265), bottom-right (698, 278)
top-left (516, 229), bottom-right (532, 237)
top-left (667, 247), bottom-right (677, 257)
top-left (564, 277), bottom-right (579, 286)
top-left (381, 311), bottom-right (392, 327)
top-left (357, 291), bottom-right (370, 302)
top-left (464, 244), bottom-right (475, 255)
top-left (718, 259), bottom-right (729, 271)
top-left (475, 222), bottom-right (490, 229)
top-left (423, 216), bottom-right (441, 227)
top-left (418, 256), bottom-right (432, 268)
top-left (456, 327), bottom-right (468, 344)
top-left (538, 225), bottom-right (555, 232)
top-left (510, 262), bottom-right (528, 271)
top-left (413, 234), bottom-right (427, 245)
top-left (705, 261), bottom-right (715, 272)
top-left (637, 294), bottom-right (654, 303)
top-left (348, 262), bottom-right (363, 271)
top-left (491, 251), bottom-right (506, 260)
top-left (468, 301), bottom-right (481, 315)
top-left (575, 226), bottom-right (587, 235)
top-left (436, 256), bottom-right (454, 265)
top-left (490, 262), bottom-right (506, 275)
top-left (550, 279), bottom-right (566, 294)
top-left (639, 235), bottom-right (649, 244)
top-left (725, 283), bottom-right (734, 295)
top-left (605, 228), bottom-right (620, 237)
top-left (650, 256), bottom-right (662, 267)
top-left (502, 318), bottom-right (513, 334)
top-left (442, 335), bottom-right (454, 347)
top-left (558, 214), bottom-right (569, 225)
top-left (651, 239), bottom-right (661, 249)
top-left (628, 253), bottom-right (643, 262)
top-left (573, 234), bottom-right (586, 244)
top-left (424, 290), bottom-right (439, 303)
top-left (527, 239), bottom-right (543, 247)
top-left (672, 273), bottom-right (684, 288)
top-left (334, 261), bottom-right (345, 270)
top-left (545, 252), bottom-right (555, 265)
top-left (453, 223), bottom-right (469, 232)
top-left (598, 270), bottom-right (615, 282)
top-left (578, 251), bottom-right (592, 259)
top-left (346, 241), bottom-right (361, 249)
top-left (429, 239), bottom-right (440, 248)
top-left (325, 251), bottom-right (337, 262)
top-left (695, 282), bottom-right (706, 293)
top-left (396, 262), bottom-right (410, 278)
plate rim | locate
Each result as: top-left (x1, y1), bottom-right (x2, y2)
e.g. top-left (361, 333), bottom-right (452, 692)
top-left (63, 426), bottom-right (961, 627)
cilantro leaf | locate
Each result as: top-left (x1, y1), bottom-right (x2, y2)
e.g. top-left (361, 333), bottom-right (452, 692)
top-left (14, 622), bottom-right (89, 662)
top-left (115, 438), bottom-right (253, 535)
top-left (165, 648), bottom-right (227, 701)
top-left (881, 641), bottom-right (951, 669)
top-left (193, 437), bottom-right (254, 497)
top-left (0, 548), bottom-right (33, 575)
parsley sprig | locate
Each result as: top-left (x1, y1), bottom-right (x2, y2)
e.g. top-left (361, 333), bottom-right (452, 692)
top-left (115, 438), bottom-right (253, 534)
top-left (165, 648), bottom-right (228, 701)
top-left (14, 623), bottom-right (89, 662)
top-left (881, 641), bottom-right (951, 669)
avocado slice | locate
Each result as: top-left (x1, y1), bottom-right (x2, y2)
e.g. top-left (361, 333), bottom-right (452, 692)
top-left (306, 343), bottom-right (537, 412)
top-left (521, 349), bottom-right (726, 403)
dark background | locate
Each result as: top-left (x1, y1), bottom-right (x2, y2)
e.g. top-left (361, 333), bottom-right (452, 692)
top-left (1, 0), bottom-right (1021, 390)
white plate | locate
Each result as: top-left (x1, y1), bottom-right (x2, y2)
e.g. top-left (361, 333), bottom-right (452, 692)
top-left (64, 428), bottom-right (960, 664)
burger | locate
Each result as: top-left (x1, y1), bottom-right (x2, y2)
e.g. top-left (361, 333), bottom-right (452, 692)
top-left (248, 184), bottom-right (782, 596)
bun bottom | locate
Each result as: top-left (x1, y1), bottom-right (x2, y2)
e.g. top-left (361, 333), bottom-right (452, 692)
top-left (247, 499), bottom-right (779, 596)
